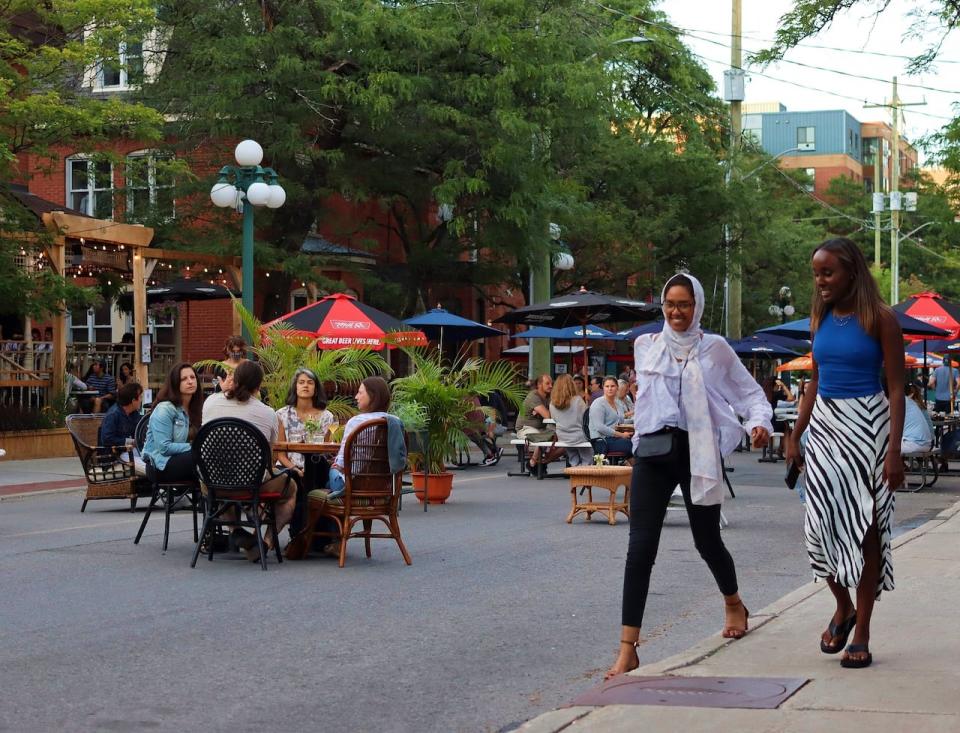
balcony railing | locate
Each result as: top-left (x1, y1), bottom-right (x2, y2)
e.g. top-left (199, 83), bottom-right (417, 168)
top-left (0, 340), bottom-right (178, 412)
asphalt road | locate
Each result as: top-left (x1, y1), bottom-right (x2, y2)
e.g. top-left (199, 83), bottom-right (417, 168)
top-left (1, 450), bottom-right (957, 733)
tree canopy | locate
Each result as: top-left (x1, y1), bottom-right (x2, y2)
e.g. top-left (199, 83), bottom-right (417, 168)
top-left (0, 0), bottom-right (164, 317)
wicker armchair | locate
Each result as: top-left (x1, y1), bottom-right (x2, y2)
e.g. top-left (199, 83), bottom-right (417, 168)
top-left (66, 414), bottom-right (140, 513)
top-left (293, 418), bottom-right (411, 567)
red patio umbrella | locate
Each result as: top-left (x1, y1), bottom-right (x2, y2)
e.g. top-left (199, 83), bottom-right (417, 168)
top-left (263, 293), bottom-right (427, 350)
top-left (894, 292), bottom-right (960, 340)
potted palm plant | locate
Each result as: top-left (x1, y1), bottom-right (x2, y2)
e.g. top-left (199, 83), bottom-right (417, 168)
top-left (390, 348), bottom-right (524, 504)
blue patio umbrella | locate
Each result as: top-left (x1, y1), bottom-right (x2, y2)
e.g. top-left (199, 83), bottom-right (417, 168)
top-left (728, 334), bottom-right (803, 359)
top-left (907, 338), bottom-right (960, 354)
top-left (616, 321), bottom-right (719, 341)
top-left (514, 324), bottom-right (626, 340)
top-left (758, 313), bottom-right (950, 339)
top-left (403, 308), bottom-right (505, 351)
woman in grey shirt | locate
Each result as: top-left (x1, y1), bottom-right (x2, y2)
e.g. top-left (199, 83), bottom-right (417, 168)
top-left (548, 374), bottom-right (592, 466)
top-left (589, 376), bottom-right (632, 456)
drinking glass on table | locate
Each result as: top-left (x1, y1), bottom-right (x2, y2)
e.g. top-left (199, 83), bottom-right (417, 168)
top-left (288, 426), bottom-right (306, 444)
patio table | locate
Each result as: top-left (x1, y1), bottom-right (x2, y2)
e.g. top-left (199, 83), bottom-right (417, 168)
top-left (273, 441), bottom-right (340, 536)
top-left (562, 465), bottom-right (632, 525)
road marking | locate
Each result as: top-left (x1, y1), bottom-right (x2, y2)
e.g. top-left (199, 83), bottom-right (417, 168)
top-left (2, 518), bottom-right (144, 538)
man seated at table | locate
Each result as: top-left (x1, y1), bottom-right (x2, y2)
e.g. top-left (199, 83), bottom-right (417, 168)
top-left (100, 382), bottom-right (143, 456)
top-left (83, 359), bottom-right (117, 413)
top-left (202, 360), bottom-right (296, 562)
top-left (515, 374), bottom-right (565, 474)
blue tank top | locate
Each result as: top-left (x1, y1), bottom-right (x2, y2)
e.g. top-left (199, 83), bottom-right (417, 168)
top-left (813, 310), bottom-right (883, 398)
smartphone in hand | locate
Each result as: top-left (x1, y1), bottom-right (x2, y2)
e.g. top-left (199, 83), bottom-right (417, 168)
top-left (785, 459), bottom-right (801, 490)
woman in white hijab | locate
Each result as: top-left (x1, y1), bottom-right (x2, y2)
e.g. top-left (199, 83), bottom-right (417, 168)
top-left (605, 272), bottom-right (774, 680)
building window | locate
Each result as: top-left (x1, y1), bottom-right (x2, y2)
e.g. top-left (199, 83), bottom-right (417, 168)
top-left (95, 41), bottom-right (143, 90)
top-left (126, 153), bottom-right (174, 222)
top-left (69, 302), bottom-right (113, 345)
top-left (863, 137), bottom-right (876, 165)
top-left (804, 168), bottom-right (816, 193)
top-left (865, 178), bottom-right (874, 194)
top-left (67, 156), bottom-right (114, 219)
top-left (797, 126), bottom-right (816, 151)
top-left (290, 288), bottom-right (309, 312)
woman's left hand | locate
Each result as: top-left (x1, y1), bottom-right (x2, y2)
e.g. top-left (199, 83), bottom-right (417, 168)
top-left (751, 426), bottom-right (770, 448)
top-left (884, 451), bottom-right (905, 492)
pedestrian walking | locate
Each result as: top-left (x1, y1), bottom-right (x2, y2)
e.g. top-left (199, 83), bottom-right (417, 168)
top-left (606, 272), bottom-right (772, 680)
top-left (785, 237), bottom-right (905, 669)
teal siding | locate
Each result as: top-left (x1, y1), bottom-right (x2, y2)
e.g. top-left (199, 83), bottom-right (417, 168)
top-left (760, 110), bottom-right (862, 161)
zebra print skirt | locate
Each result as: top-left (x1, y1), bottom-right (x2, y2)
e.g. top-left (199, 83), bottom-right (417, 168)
top-left (804, 392), bottom-right (895, 597)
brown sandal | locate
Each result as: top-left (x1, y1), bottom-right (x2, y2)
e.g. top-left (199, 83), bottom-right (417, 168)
top-left (722, 600), bottom-right (750, 639)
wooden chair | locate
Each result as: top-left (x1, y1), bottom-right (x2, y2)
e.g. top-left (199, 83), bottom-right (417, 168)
top-left (295, 418), bottom-right (411, 567)
top-left (66, 414), bottom-right (140, 512)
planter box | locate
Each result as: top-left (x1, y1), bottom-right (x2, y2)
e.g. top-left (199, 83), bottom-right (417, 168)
top-left (0, 428), bottom-right (74, 461)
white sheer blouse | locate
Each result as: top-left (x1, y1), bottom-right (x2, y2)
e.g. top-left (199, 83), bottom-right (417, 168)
top-left (631, 333), bottom-right (773, 457)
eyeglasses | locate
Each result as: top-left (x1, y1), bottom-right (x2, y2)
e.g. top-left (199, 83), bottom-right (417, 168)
top-left (229, 349), bottom-right (244, 356)
top-left (664, 301), bottom-right (694, 313)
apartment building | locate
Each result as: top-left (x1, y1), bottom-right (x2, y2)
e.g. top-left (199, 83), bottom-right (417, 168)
top-left (742, 102), bottom-right (918, 198)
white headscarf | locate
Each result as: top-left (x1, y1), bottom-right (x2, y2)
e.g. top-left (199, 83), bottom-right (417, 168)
top-left (638, 273), bottom-right (723, 505)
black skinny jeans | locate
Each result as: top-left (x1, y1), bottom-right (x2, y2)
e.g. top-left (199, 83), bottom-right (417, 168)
top-left (622, 431), bottom-right (738, 627)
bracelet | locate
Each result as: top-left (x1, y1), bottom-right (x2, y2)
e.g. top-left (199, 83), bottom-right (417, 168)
top-left (620, 638), bottom-right (639, 647)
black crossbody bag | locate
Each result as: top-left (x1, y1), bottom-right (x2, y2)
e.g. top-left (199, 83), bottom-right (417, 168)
top-left (634, 354), bottom-right (689, 461)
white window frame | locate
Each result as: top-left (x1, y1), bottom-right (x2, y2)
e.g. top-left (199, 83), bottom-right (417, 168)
top-left (804, 168), bottom-right (816, 193)
top-left (66, 155), bottom-right (114, 219)
top-left (93, 40), bottom-right (143, 91)
top-left (126, 151), bottom-right (175, 221)
top-left (797, 126), bottom-right (816, 151)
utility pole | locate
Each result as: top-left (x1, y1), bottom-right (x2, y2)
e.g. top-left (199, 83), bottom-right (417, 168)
top-left (724, 0), bottom-right (744, 339)
top-left (866, 77), bottom-right (924, 303)
top-left (873, 138), bottom-right (882, 271)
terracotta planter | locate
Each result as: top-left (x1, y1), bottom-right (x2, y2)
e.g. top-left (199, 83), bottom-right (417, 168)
top-left (0, 428), bottom-right (74, 460)
top-left (411, 471), bottom-right (454, 504)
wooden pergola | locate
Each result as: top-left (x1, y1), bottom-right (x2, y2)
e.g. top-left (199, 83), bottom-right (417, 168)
top-left (40, 212), bottom-right (242, 393)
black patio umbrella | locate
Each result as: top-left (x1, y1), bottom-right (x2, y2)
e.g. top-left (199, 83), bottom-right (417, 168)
top-left (495, 287), bottom-right (659, 330)
top-left (145, 278), bottom-right (238, 301)
top-left (757, 313), bottom-right (950, 339)
top-left (495, 288), bottom-right (658, 375)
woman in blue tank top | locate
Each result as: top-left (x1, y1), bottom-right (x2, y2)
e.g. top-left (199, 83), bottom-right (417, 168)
top-left (786, 238), bottom-right (905, 669)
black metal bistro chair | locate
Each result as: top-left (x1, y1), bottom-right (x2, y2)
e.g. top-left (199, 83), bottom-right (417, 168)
top-left (191, 418), bottom-right (295, 571)
top-left (133, 412), bottom-right (201, 552)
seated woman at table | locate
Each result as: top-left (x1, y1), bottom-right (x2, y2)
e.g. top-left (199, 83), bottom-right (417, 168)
top-left (142, 362), bottom-right (202, 482)
top-left (617, 378), bottom-right (635, 418)
top-left (203, 360), bottom-right (297, 561)
top-left (903, 382), bottom-right (934, 455)
top-left (588, 376), bottom-right (633, 462)
top-left (763, 376), bottom-right (795, 457)
top-left (549, 374), bottom-right (592, 466)
top-left (313, 376), bottom-right (406, 501)
top-left (275, 368), bottom-right (337, 477)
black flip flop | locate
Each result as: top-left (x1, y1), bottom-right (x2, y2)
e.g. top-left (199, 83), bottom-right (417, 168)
top-left (820, 611), bottom-right (857, 654)
top-left (840, 643), bottom-right (872, 668)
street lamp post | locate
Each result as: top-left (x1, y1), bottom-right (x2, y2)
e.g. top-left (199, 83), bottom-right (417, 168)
top-left (210, 140), bottom-right (286, 343)
top-left (768, 286), bottom-right (795, 325)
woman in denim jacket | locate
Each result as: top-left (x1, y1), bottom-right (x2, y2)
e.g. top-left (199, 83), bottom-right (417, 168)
top-left (143, 362), bottom-right (202, 482)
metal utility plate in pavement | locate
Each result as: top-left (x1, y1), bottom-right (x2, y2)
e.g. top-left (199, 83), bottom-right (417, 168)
top-left (568, 675), bottom-right (808, 710)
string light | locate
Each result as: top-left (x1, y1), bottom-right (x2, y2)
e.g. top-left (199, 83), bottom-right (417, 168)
top-left (265, 272), bottom-right (270, 278)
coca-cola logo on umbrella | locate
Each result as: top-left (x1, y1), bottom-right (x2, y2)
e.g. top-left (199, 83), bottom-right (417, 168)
top-left (331, 320), bottom-right (372, 330)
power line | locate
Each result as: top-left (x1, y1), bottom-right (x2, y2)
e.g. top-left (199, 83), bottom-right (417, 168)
top-left (665, 23), bottom-right (960, 65)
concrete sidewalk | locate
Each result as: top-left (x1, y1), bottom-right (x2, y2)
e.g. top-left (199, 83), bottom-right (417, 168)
top-left (520, 499), bottom-right (960, 732)
top-left (0, 456), bottom-right (85, 498)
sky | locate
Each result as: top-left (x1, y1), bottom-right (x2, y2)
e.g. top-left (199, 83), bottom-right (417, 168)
top-left (657, 0), bottom-right (960, 164)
